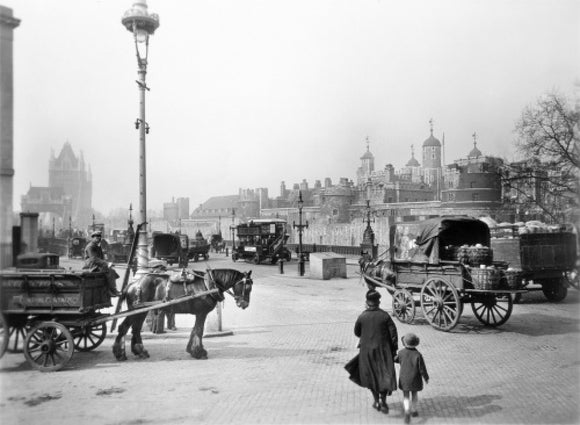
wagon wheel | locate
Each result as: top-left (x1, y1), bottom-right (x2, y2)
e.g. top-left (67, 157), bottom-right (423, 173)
top-left (70, 323), bottom-right (107, 352)
top-left (420, 278), bottom-right (461, 331)
top-left (7, 323), bottom-right (30, 353)
top-left (24, 321), bottom-right (74, 372)
top-left (471, 293), bottom-right (513, 327)
top-left (392, 289), bottom-right (416, 324)
top-left (0, 313), bottom-right (8, 359)
top-left (540, 278), bottom-right (568, 302)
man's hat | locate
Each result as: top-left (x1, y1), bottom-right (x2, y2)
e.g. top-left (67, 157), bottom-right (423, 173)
top-left (91, 230), bottom-right (102, 237)
top-left (402, 333), bottom-right (420, 348)
top-left (366, 289), bottom-right (381, 305)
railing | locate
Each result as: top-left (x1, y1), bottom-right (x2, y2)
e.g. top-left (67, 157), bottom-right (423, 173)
top-left (285, 243), bottom-right (362, 257)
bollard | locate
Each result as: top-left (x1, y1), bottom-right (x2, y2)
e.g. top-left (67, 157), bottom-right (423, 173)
top-left (225, 247), bottom-right (229, 257)
top-left (298, 260), bottom-right (305, 276)
top-left (279, 259), bottom-right (284, 274)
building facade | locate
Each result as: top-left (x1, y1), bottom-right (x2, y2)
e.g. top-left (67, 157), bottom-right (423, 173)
top-left (21, 142), bottom-right (93, 231)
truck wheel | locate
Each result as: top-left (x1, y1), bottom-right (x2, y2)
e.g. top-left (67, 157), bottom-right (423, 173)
top-left (253, 256), bottom-right (260, 265)
top-left (541, 278), bottom-right (567, 302)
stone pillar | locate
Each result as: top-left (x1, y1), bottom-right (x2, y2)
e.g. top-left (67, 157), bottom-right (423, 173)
top-left (20, 212), bottom-right (39, 254)
top-left (0, 6), bottom-right (20, 268)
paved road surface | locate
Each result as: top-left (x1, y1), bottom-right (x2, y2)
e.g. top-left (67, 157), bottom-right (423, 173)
top-left (1, 254), bottom-right (579, 425)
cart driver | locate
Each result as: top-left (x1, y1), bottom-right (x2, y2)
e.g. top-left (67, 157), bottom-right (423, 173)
top-left (83, 230), bottom-right (121, 297)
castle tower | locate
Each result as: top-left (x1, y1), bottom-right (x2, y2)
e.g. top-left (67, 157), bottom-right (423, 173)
top-left (422, 119), bottom-right (443, 199)
top-left (357, 136), bottom-right (375, 185)
top-left (48, 142), bottom-right (92, 226)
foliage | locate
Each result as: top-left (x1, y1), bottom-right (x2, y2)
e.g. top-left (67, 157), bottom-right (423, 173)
top-left (501, 91), bottom-right (579, 222)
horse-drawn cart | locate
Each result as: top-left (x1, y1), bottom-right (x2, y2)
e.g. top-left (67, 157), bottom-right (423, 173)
top-left (188, 231), bottom-right (210, 262)
top-left (361, 217), bottom-right (527, 332)
top-left (0, 253), bottom-right (219, 372)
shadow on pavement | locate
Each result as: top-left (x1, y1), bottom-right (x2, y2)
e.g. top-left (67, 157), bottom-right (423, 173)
top-left (501, 313), bottom-right (580, 337)
top-left (419, 393), bottom-right (503, 419)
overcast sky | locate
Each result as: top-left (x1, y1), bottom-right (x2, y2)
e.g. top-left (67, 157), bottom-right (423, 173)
top-left (5, 0), bottom-right (579, 215)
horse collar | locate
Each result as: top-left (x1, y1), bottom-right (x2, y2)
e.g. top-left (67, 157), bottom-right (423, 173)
top-left (205, 271), bottom-right (225, 302)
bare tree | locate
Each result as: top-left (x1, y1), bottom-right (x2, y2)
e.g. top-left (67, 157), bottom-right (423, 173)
top-left (500, 91), bottom-right (579, 222)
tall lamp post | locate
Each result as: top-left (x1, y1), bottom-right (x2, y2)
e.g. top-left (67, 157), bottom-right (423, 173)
top-left (230, 208), bottom-right (236, 253)
top-left (293, 191), bottom-right (309, 276)
top-left (122, 1), bottom-right (159, 275)
top-left (361, 199), bottom-right (377, 260)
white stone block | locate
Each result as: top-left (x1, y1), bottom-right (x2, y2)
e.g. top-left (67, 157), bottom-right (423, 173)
top-left (309, 252), bottom-right (347, 280)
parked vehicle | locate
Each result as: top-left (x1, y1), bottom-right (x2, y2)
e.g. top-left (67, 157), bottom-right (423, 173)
top-left (232, 218), bottom-right (291, 264)
top-left (361, 216), bottom-right (526, 332)
top-left (210, 232), bottom-right (226, 253)
top-left (490, 222), bottom-right (577, 302)
top-left (188, 231), bottom-right (210, 262)
top-left (150, 232), bottom-right (186, 266)
top-left (68, 237), bottom-right (87, 259)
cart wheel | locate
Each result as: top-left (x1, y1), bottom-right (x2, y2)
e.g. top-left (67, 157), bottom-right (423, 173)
top-left (7, 324), bottom-right (29, 353)
top-left (471, 293), bottom-right (513, 327)
top-left (70, 323), bottom-right (107, 352)
top-left (541, 278), bottom-right (568, 302)
top-left (392, 289), bottom-right (415, 324)
top-left (0, 313), bottom-right (8, 359)
top-left (24, 321), bottom-right (74, 372)
top-left (420, 278), bottom-right (461, 331)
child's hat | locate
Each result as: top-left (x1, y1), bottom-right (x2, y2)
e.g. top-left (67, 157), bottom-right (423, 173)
top-left (402, 333), bottom-right (420, 348)
top-left (365, 289), bottom-right (381, 304)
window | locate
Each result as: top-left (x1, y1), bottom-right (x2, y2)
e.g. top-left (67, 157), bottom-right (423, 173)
top-left (472, 193), bottom-right (480, 201)
top-left (448, 192), bottom-right (456, 201)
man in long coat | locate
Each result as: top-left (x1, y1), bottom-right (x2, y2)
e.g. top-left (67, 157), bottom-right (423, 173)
top-left (83, 231), bottom-right (121, 296)
top-left (346, 289), bottom-right (398, 413)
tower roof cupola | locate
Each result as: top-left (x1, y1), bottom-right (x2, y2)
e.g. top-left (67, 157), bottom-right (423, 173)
top-left (360, 136), bottom-right (374, 160)
top-left (423, 118), bottom-right (441, 147)
top-left (468, 132), bottom-right (482, 158)
top-left (406, 144), bottom-right (420, 166)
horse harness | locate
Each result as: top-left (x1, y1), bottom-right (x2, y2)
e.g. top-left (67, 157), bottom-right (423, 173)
top-left (162, 269), bottom-right (249, 305)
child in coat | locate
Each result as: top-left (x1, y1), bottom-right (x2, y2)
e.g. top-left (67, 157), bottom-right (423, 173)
top-left (395, 333), bottom-right (429, 424)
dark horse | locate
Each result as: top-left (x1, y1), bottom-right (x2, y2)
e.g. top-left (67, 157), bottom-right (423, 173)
top-left (112, 268), bottom-right (252, 360)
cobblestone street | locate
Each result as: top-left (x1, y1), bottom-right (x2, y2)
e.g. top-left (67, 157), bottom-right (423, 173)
top-left (1, 254), bottom-right (579, 425)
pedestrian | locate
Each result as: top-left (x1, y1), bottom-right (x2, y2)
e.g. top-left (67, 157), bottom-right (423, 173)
top-left (83, 230), bottom-right (121, 297)
top-left (395, 332), bottom-right (429, 424)
top-left (345, 289), bottom-right (398, 413)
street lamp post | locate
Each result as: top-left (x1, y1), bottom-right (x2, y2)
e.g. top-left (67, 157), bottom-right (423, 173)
top-left (230, 208), bottom-right (236, 255)
top-left (361, 199), bottom-right (377, 260)
top-left (122, 1), bottom-right (159, 275)
top-left (293, 191), bottom-right (309, 276)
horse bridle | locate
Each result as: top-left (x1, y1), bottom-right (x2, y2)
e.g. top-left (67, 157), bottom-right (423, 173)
top-left (206, 269), bottom-right (251, 303)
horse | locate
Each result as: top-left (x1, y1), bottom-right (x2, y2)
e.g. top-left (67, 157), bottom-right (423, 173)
top-left (112, 268), bottom-right (253, 361)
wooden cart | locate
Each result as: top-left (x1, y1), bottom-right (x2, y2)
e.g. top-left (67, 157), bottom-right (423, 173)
top-left (361, 217), bottom-right (526, 332)
top-left (0, 258), bottom-right (217, 372)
